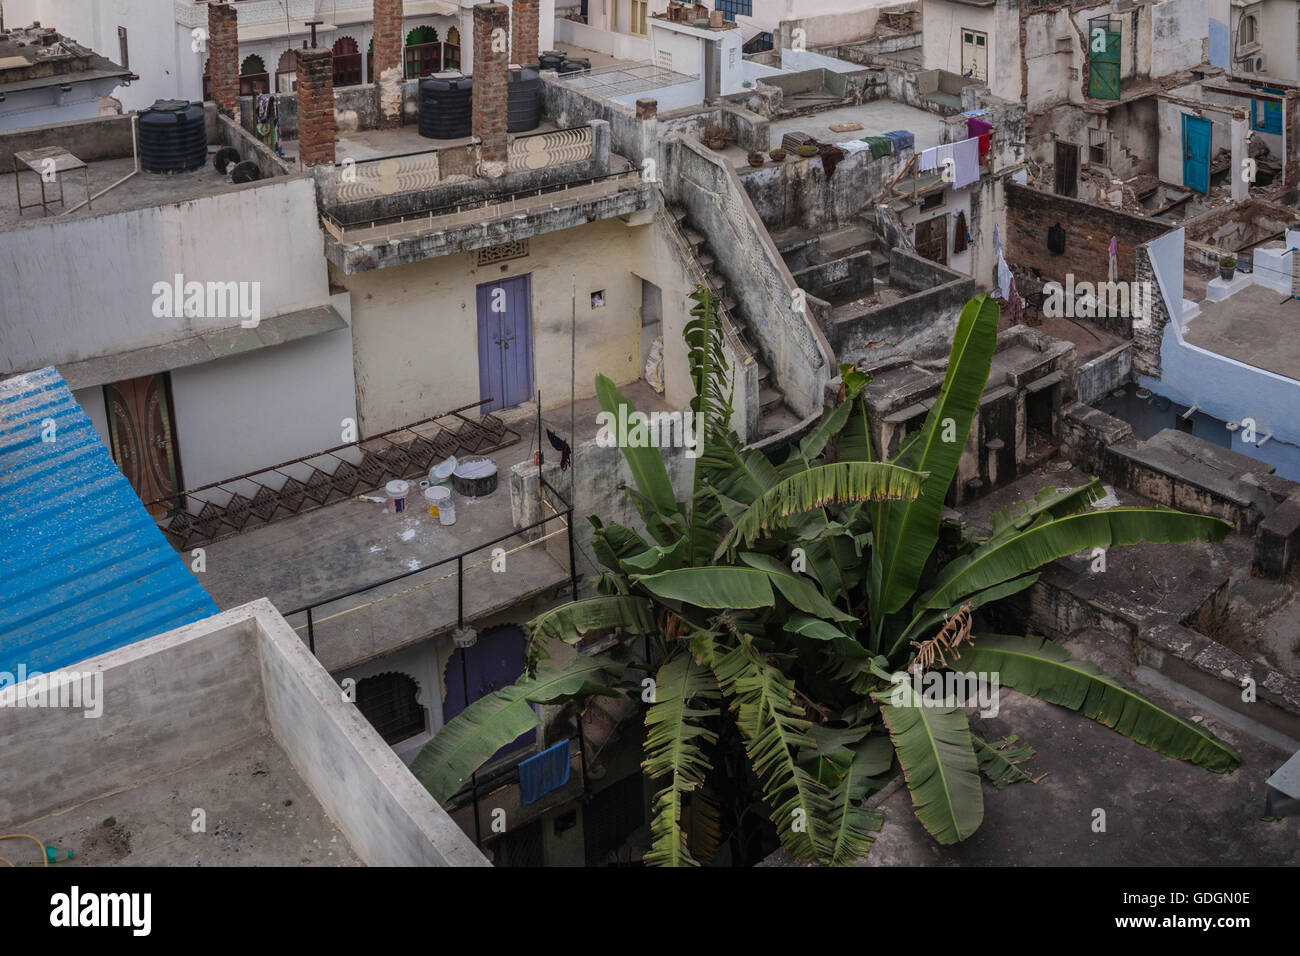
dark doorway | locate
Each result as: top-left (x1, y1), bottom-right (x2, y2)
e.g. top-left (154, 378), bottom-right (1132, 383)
top-left (1054, 141), bottom-right (1080, 197)
top-left (914, 215), bottom-right (948, 265)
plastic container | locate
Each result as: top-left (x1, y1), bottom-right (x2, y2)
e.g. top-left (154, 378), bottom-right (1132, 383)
top-left (423, 484), bottom-right (450, 519)
top-left (386, 479), bottom-right (410, 513)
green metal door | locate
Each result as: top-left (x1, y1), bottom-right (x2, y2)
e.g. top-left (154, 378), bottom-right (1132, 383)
top-left (1088, 16), bottom-right (1121, 100)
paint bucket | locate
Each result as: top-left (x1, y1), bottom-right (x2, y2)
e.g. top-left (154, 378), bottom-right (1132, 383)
top-left (437, 488), bottom-right (456, 526)
top-left (386, 479), bottom-right (410, 513)
top-left (424, 484), bottom-right (450, 519)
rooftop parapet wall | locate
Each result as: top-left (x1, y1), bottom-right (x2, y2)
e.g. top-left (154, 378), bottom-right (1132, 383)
top-left (666, 135), bottom-right (834, 420)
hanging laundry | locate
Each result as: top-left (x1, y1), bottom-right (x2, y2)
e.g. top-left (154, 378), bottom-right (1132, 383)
top-left (1047, 222), bottom-right (1067, 255)
top-left (518, 739), bottom-right (572, 805)
top-left (918, 145), bottom-right (939, 173)
top-left (967, 116), bottom-right (994, 139)
top-left (950, 136), bottom-right (980, 188)
top-left (997, 256), bottom-right (1013, 300)
top-left (953, 210), bottom-right (969, 254)
top-left (976, 132), bottom-right (991, 161)
top-left (993, 223), bottom-right (1003, 259)
top-left (1108, 235), bottom-right (1119, 284)
top-left (862, 135), bottom-right (893, 159)
top-left (1008, 275), bottom-right (1025, 325)
top-left (818, 142), bottom-right (847, 179)
top-left (883, 129), bottom-right (914, 153)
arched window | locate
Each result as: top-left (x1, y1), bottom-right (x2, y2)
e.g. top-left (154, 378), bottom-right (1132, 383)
top-left (405, 24), bottom-right (443, 77)
top-left (356, 672), bottom-right (426, 744)
top-left (239, 54), bottom-right (269, 96)
top-left (332, 35), bottom-right (362, 87)
top-left (445, 26), bottom-right (461, 71)
top-left (275, 49), bottom-right (296, 93)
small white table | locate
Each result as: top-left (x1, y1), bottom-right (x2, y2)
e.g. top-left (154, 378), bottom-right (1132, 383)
top-left (13, 146), bottom-right (93, 216)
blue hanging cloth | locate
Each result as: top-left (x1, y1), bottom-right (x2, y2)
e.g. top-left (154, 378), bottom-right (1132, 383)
top-left (518, 739), bottom-right (572, 804)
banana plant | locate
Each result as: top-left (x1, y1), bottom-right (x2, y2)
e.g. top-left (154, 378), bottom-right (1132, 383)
top-left (410, 288), bottom-right (1239, 866)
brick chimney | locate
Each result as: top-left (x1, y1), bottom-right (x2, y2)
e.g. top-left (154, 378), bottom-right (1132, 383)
top-left (473, 3), bottom-right (510, 169)
top-left (296, 46), bottom-right (336, 168)
top-left (207, 1), bottom-right (239, 116)
top-left (372, 0), bottom-right (403, 126)
top-left (511, 0), bottom-right (539, 67)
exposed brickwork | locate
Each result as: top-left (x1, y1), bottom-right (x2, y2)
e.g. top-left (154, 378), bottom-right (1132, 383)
top-left (1132, 245), bottom-right (1167, 378)
top-left (207, 1), bottom-right (239, 116)
top-left (372, 0), bottom-right (403, 82)
top-left (296, 47), bottom-right (336, 168)
top-left (511, 0), bottom-right (539, 67)
top-left (1005, 182), bottom-right (1168, 333)
top-left (473, 3), bottom-right (510, 164)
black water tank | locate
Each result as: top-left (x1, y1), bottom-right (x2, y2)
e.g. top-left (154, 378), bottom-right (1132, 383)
top-left (558, 57), bottom-right (590, 75)
top-left (138, 99), bottom-right (207, 173)
top-left (507, 67), bottom-right (541, 133)
top-left (538, 50), bottom-right (565, 72)
top-left (418, 73), bottom-right (473, 139)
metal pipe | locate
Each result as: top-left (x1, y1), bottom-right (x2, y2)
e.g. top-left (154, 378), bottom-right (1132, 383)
top-left (306, 607), bottom-right (315, 654)
top-left (460, 646), bottom-right (483, 846)
top-left (61, 114), bottom-right (140, 216)
top-left (1180, 402), bottom-right (1200, 420)
top-left (457, 554), bottom-right (465, 629)
top-left (1257, 432), bottom-right (1274, 448)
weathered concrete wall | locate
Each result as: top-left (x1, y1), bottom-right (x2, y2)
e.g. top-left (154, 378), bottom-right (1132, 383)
top-left (0, 617), bottom-right (264, 825)
top-left (741, 142), bottom-right (914, 233)
top-left (1076, 342), bottom-right (1134, 406)
top-left (0, 175), bottom-right (332, 375)
top-left (791, 249), bottom-right (874, 303)
top-left (666, 136), bottom-right (834, 419)
top-left (0, 111), bottom-right (137, 169)
top-left (336, 214), bottom-right (691, 436)
top-left (254, 599), bottom-right (488, 866)
top-left (827, 250), bottom-right (973, 366)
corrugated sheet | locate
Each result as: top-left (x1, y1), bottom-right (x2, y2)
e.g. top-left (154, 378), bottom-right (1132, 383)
top-left (0, 367), bottom-right (217, 674)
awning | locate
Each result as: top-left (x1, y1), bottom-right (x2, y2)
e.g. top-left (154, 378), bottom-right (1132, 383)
top-left (53, 305), bottom-right (347, 391)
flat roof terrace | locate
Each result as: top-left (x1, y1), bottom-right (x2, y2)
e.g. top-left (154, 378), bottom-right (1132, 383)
top-left (1182, 283), bottom-right (1300, 383)
top-left (196, 443), bottom-right (572, 673)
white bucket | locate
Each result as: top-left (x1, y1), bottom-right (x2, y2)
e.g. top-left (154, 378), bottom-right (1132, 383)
top-left (386, 479), bottom-right (410, 513)
top-left (425, 485), bottom-right (454, 525)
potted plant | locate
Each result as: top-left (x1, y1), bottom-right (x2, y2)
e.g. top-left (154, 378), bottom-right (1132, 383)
top-left (1219, 255), bottom-right (1237, 281)
top-left (769, 147), bottom-right (787, 162)
top-left (747, 151), bottom-right (766, 167)
top-left (702, 120), bottom-right (729, 151)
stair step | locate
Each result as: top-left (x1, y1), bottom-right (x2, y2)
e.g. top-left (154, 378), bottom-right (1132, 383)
top-left (759, 386), bottom-right (783, 410)
top-left (721, 296), bottom-right (738, 313)
top-left (755, 361), bottom-right (770, 382)
top-left (683, 227), bottom-right (705, 248)
top-left (758, 404), bottom-right (802, 438)
top-left (671, 205), bottom-right (688, 222)
top-left (707, 274), bottom-right (727, 292)
top-left (697, 253), bottom-right (716, 270)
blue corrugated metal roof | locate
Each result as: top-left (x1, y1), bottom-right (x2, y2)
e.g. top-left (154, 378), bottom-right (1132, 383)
top-left (0, 367), bottom-right (218, 673)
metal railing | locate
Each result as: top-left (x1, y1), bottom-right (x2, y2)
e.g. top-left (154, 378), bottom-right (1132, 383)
top-left (283, 475), bottom-right (578, 657)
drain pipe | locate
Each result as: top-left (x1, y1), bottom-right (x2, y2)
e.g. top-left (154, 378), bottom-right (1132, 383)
top-left (1179, 401), bottom-right (1199, 420)
top-left (1257, 431), bottom-right (1274, 448)
top-left (61, 113), bottom-right (140, 215)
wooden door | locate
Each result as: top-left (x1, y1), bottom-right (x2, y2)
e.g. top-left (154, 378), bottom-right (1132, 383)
top-left (915, 215), bottom-right (948, 265)
top-left (961, 30), bottom-right (988, 81)
top-left (1054, 141), bottom-right (1079, 197)
top-left (476, 275), bottom-right (534, 414)
top-left (104, 373), bottom-right (182, 517)
top-left (1182, 115), bottom-right (1211, 194)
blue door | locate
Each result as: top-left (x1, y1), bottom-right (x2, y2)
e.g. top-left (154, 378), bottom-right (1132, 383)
top-left (476, 275), bottom-right (534, 414)
top-left (1182, 115), bottom-right (1211, 195)
top-left (443, 625), bottom-right (534, 761)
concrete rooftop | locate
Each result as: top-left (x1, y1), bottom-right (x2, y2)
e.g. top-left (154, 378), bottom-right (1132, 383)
top-left (196, 443), bottom-right (571, 672)
top-left (768, 100), bottom-right (946, 153)
top-left (1183, 283), bottom-right (1300, 383)
top-left (0, 153), bottom-right (263, 232)
top-left (18, 733), bottom-right (362, 866)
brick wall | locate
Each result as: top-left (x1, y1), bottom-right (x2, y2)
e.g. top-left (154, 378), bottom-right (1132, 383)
top-left (512, 0), bottom-right (540, 67)
top-left (1004, 181), bottom-right (1168, 301)
top-left (1132, 244), bottom-right (1169, 378)
top-left (372, 0), bottom-right (403, 82)
top-left (473, 3), bottom-right (510, 164)
top-left (296, 47), bottom-right (336, 168)
top-left (208, 1), bottom-right (239, 116)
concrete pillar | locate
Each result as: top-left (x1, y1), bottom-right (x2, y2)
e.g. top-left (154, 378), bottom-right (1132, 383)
top-left (473, 2), bottom-right (511, 169)
top-left (1231, 117), bottom-right (1248, 202)
top-left (512, 0), bottom-right (540, 66)
top-left (296, 47), bottom-right (337, 168)
top-left (373, 0), bottom-right (404, 127)
top-left (636, 98), bottom-right (659, 176)
top-left (207, 1), bottom-right (239, 116)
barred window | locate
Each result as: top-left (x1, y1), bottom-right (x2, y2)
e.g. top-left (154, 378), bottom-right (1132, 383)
top-left (715, 0), bottom-right (753, 22)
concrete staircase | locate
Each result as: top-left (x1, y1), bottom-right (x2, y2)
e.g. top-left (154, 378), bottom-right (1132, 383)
top-left (671, 205), bottom-right (802, 438)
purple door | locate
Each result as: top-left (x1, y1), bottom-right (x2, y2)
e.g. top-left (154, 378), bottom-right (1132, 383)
top-left (477, 275), bottom-right (534, 414)
top-left (443, 625), bottom-right (534, 760)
